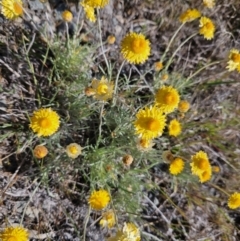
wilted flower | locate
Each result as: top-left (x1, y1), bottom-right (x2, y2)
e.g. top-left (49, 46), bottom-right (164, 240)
top-left (168, 119), bottom-right (182, 137)
top-left (228, 192), bottom-right (240, 209)
top-left (155, 85), bottom-right (180, 114)
top-left (169, 158), bottom-right (184, 175)
top-left (1, 0), bottom-right (23, 20)
top-left (122, 154), bottom-right (133, 166)
top-left (100, 210), bottom-right (116, 228)
top-left (199, 16), bottom-right (215, 40)
top-left (134, 105), bottom-right (166, 140)
top-left (179, 9), bottom-right (201, 23)
top-left (66, 143), bottom-right (82, 159)
top-left (107, 222), bottom-right (140, 241)
top-left (137, 138), bottom-right (155, 152)
top-left (212, 165), bottom-right (220, 173)
top-left (178, 100), bottom-right (190, 113)
top-left (162, 150), bottom-right (174, 163)
top-left (90, 77), bottom-right (114, 101)
top-left (33, 145), bottom-right (48, 159)
top-left (0, 226), bottom-right (29, 241)
top-left (62, 10), bottom-right (73, 22)
top-left (88, 189), bottom-right (110, 210)
top-left (120, 32), bottom-right (151, 64)
top-left (29, 108), bottom-right (60, 137)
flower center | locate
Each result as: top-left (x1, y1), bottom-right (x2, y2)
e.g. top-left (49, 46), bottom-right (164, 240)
top-left (232, 53), bottom-right (240, 63)
top-left (97, 84), bottom-right (108, 95)
top-left (198, 159), bottom-right (209, 170)
top-left (147, 118), bottom-right (161, 131)
top-left (205, 22), bottom-right (213, 30)
top-left (165, 93), bottom-right (174, 104)
top-left (69, 146), bottom-right (78, 154)
top-left (132, 39), bottom-right (144, 53)
top-left (13, 1), bottom-right (23, 15)
top-left (40, 118), bottom-right (51, 128)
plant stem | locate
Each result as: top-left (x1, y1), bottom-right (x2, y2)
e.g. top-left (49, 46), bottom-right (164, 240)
top-left (160, 22), bottom-right (185, 63)
top-left (97, 9), bottom-right (110, 75)
top-left (83, 207), bottom-right (91, 241)
top-left (165, 32), bottom-right (198, 71)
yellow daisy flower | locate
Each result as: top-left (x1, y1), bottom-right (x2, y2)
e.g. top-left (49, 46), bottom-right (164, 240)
top-left (66, 143), bottom-right (82, 159)
top-left (88, 189), bottom-right (110, 210)
top-left (179, 9), bottom-right (201, 23)
top-left (198, 169), bottom-right (212, 183)
top-left (107, 223), bottom-right (140, 241)
top-left (226, 49), bottom-right (240, 71)
top-left (190, 151), bottom-right (211, 176)
top-left (154, 85), bottom-right (180, 114)
top-left (228, 192), bottom-right (240, 209)
top-left (134, 105), bottom-right (166, 140)
top-left (82, 0), bottom-right (109, 8)
top-left (29, 108), bottom-right (60, 137)
top-left (0, 226), bottom-right (29, 241)
top-left (1, 0), bottom-right (23, 20)
top-left (120, 32), bottom-right (151, 64)
top-left (33, 145), bottom-right (48, 159)
top-left (203, 0), bottom-right (215, 8)
top-left (199, 16), bottom-right (215, 40)
top-left (169, 158), bottom-right (184, 175)
top-left (81, 2), bottom-right (96, 22)
top-left (168, 119), bottom-right (182, 137)
top-left (136, 138), bottom-right (155, 152)
top-left (62, 10), bottom-right (73, 22)
top-left (91, 77), bottom-right (114, 101)
top-left (100, 210), bottom-right (116, 228)
top-left (178, 100), bottom-right (190, 113)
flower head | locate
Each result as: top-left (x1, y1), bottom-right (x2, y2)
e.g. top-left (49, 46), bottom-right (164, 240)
top-left (120, 32), bottom-right (151, 64)
top-left (134, 105), bottom-right (166, 140)
top-left (136, 138), bottom-right (155, 152)
top-left (162, 150), bottom-right (174, 163)
top-left (228, 192), bottom-right (240, 209)
top-left (62, 10), bottom-right (73, 22)
top-left (88, 189), bottom-right (110, 210)
top-left (168, 119), bottom-right (182, 137)
top-left (212, 165), bottom-right (220, 173)
top-left (190, 151), bottom-right (212, 182)
top-left (81, 2), bottom-right (96, 22)
top-left (226, 49), bottom-right (240, 72)
top-left (107, 223), bottom-right (140, 241)
top-left (178, 100), bottom-right (190, 113)
top-left (66, 143), bottom-right (82, 159)
top-left (1, 0), bottom-right (23, 20)
top-left (0, 226), bottom-right (29, 241)
top-left (122, 154), bottom-right (134, 166)
top-left (100, 210), bottom-right (116, 228)
top-left (199, 16), bottom-right (215, 40)
top-left (154, 86), bottom-right (180, 114)
top-left (33, 145), bottom-right (48, 159)
top-left (107, 35), bottom-right (116, 44)
top-left (82, 0), bottom-right (109, 8)
top-left (179, 9), bottom-right (201, 23)
top-left (91, 77), bottom-right (114, 101)
top-left (154, 61), bottom-right (163, 71)
top-left (29, 108), bottom-right (60, 137)
top-left (169, 158), bottom-right (184, 175)
top-left (203, 0), bottom-right (215, 8)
